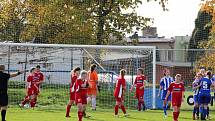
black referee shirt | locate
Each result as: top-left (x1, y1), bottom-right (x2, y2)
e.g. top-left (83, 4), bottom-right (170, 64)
top-left (0, 71), bottom-right (10, 93)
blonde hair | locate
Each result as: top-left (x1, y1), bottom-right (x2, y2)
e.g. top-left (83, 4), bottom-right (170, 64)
top-left (80, 70), bottom-right (88, 77)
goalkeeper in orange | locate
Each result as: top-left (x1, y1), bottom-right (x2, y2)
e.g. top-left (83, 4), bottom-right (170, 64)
top-left (87, 64), bottom-right (99, 111)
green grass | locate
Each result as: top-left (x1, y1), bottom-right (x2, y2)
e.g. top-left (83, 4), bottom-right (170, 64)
top-left (6, 107), bottom-right (215, 121)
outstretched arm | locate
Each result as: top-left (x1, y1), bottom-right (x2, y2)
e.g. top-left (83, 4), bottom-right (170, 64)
top-left (10, 71), bottom-right (24, 78)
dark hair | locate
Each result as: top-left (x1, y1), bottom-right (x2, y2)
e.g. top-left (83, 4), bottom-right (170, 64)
top-left (206, 71), bottom-right (212, 79)
top-left (137, 68), bottom-right (144, 74)
top-left (0, 65), bottom-right (5, 71)
top-left (90, 64), bottom-right (97, 72)
top-left (30, 67), bottom-right (36, 73)
top-left (163, 68), bottom-right (169, 76)
top-left (120, 69), bottom-right (126, 76)
top-left (36, 65), bottom-right (41, 69)
top-left (73, 67), bottom-right (81, 73)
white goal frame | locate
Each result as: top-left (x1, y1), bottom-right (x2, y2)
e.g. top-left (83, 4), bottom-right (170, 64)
top-left (0, 42), bottom-right (157, 109)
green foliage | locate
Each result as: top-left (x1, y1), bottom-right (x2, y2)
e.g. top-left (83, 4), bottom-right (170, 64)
top-left (187, 11), bottom-right (212, 63)
top-left (188, 11), bottom-right (212, 49)
top-left (0, 0), bottom-right (165, 44)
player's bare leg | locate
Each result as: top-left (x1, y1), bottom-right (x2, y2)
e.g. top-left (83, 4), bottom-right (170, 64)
top-left (66, 100), bottom-right (74, 118)
top-left (82, 104), bottom-right (90, 118)
top-left (87, 96), bottom-right (92, 106)
top-left (77, 103), bottom-right (83, 121)
top-left (167, 101), bottom-right (171, 110)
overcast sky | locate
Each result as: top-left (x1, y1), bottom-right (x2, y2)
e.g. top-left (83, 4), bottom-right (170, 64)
top-left (136, 0), bottom-right (202, 38)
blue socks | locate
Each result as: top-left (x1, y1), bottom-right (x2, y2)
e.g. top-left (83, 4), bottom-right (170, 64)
top-left (163, 106), bottom-right (167, 116)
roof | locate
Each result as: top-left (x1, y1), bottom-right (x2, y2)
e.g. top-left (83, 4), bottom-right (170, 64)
top-left (126, 37), bottom-right (175, 43)
top-left (156, 62), bottom-right (192, 67)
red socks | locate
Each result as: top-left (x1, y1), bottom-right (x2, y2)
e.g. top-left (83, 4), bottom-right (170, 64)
top-left (115, 105), bottom-right (126, 115)
top-left (115, 105), bottom-right (119, 115)
top-left (121, 105), bottom-right (126, 114)
top-left (78, 111), bottom-right (83, 121)
top-left (66, 105), bottom-right (72, 116)
top-left (30, 98), bottom-right (36, 107)
top-left (22, 96), bottom-right (29, 105)
top-left (176, 112), bottom-right (180, 119)
top-left (138, 100), bottom-right (144, 111)
top-left (173, 112), bottom-right (177, 121)
top-left (173, 112), bottom-right (180, 121)
top-left (138, 101), bottom-right (141, 111)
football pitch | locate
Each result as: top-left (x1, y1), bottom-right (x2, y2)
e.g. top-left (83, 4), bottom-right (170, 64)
top-left (6, 107), bottom-right (215, 121)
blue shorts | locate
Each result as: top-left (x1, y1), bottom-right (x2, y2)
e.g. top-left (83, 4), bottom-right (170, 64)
top-left (199, 93), bottom-right (211, 104)
top-left (161, 90), bottom-right (171, 101)
top-left (193, 95), bottom-right (199, 104)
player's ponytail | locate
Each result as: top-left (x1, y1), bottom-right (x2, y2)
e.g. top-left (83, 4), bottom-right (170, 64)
top-left (90, 64), bottom-right (97, 72)
top-left (206, 71), bottom-right (212, 79)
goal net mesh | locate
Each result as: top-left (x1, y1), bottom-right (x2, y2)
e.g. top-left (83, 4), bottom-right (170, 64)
top-left (0, 43), bottom-right (156, 110)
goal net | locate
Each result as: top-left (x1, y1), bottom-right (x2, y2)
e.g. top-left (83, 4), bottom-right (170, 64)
top-left (0, 43), bottom-right (156, 110)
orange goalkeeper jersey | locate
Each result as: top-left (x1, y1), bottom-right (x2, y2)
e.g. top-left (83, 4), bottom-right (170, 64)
top-left (87, 71), bottom-right (98, 95)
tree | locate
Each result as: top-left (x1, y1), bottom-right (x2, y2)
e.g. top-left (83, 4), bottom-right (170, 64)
top-left (0, 0), bottom-right (29, 43)
top-left (0, 0), bottom-right (167, 44)
top-left (192, 0), bottom-right (215, 72)
top-left (188, 11), bottom-right (212, 49)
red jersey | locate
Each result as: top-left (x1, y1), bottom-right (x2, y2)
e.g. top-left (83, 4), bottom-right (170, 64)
top-left (168, 82), bottom-right (185, 100)
top-left (27, 74), bottom-right (34, 89)
top-left (75, 79), bottom-right (88, 94)
top-left (34, 72), bottom-right (44, 87)
top-left (134, 75), bottom-right (146, 90)
top-left (70, 75), bottom-right (77, 93)
top-left (114, 76), bottom-right (126, 98)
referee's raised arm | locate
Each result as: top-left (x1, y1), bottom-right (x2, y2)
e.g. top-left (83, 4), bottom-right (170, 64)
top-left (9, 71), bottom-right (24, 78)
top-left (0, 65), bottom-right (24, 78)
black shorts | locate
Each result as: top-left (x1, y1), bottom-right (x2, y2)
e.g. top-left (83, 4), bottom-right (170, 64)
top-left (0, 93), bottom-right (8, 106)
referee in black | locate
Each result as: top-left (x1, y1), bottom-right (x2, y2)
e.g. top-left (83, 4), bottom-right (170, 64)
top-left (0, 65), bottom-right (23, 121)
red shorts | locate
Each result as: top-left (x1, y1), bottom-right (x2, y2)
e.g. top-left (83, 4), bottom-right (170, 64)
top-left (27, 88), bottom-right (34, 96)
top-left (115, 96), bottom-right (124, 102)
top-left (75, 93), bottom-right (87, 105)
top-left (136, 89), bottom-right (144, 100)
top-left (70, 92), bottom-right (75, 101)
top-left (172, 98), bottom-right (182, 107)
top-left (33, 88), bottom-right (39, 95)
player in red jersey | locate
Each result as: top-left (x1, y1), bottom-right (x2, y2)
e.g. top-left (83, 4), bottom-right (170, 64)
top-left (75, 70), bottom-right (89, 121)
top-left (114, 69), bottom-right (128, 117)
top-left (31, 65), bottom-right (44, 107)
top-left (130, 68), bottom-right (147, 111)
top-left (20, 67), bottom-right (36, 107)
top-left (165, 74), bottom-right (185, 121)
top-left (66, 67), bottom-right (81, 117)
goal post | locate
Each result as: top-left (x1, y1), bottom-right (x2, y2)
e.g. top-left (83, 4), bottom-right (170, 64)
top-left (0, 42), bottom-right (157, 109)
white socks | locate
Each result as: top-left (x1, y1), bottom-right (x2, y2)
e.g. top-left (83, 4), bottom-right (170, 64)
top-left (92, 97), bottom-right (96, 109)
